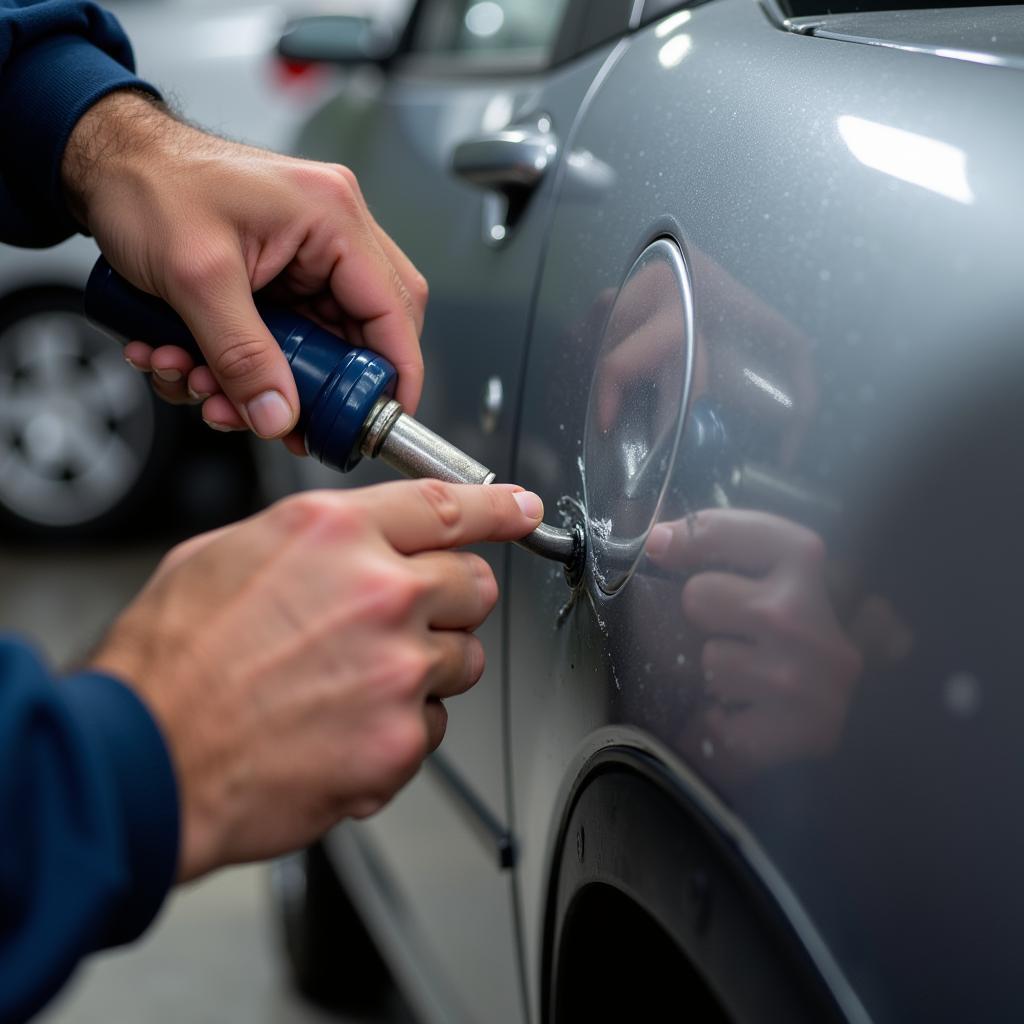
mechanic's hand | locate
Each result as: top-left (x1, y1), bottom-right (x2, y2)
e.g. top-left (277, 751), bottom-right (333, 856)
top-left (62, 91), bottom-right (427, 448)
top-left (90, 480), bottom-right (543, 881)
top-left (647, 508), bottom-right (862, 771)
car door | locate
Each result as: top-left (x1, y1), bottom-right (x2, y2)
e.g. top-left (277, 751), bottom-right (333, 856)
top-left (508, 2), bottom-right (1024, 1021)
top-left (281, 3), bottom-right (641, 1021)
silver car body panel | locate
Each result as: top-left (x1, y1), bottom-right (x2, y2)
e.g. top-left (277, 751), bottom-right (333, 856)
top-left (273, 1), bottom-right (1024, 1021)
top-left (510, 2), bottom-right (1024, 1021)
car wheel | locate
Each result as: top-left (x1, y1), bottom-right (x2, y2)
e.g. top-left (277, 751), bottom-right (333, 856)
top-left (271, 842), bottom-right (391, 1011)
top-left (0, 287), bottom-right (173, 536)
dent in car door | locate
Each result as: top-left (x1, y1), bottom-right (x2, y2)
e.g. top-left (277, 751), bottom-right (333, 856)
top-left (510, 1), bottom-right (1024, 1021)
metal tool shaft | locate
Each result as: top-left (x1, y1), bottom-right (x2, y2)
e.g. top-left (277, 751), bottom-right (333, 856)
top-left (361, 399), bottom-right (581, 567)
top-left (368, 402), bottom-right (496, 485)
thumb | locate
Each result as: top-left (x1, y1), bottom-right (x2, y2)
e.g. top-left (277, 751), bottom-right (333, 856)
top-left (167, 254), bottom-right (299, 439)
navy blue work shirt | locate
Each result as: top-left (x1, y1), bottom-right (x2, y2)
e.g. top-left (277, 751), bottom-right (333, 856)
top-left (1, 3), bottom-right (179, 1021)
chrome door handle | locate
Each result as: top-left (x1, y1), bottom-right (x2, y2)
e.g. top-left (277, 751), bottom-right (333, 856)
top-left (452, 127), bottom-right (558, 191)
top-left (451, 115), bottom-right (557, 244)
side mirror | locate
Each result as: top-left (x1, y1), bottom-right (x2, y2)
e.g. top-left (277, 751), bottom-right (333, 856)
top-left (277, 15), bottom-right (398, 65)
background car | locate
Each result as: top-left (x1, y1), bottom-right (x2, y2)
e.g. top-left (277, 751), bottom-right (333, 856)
top-left (0, 0), bottom-right (407, 537)
top-left (260, 1), bottom-right (1024, 1021)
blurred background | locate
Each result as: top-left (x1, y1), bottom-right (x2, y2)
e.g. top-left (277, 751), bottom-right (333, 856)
top-left (0, 0), bottom-right (413, 1019)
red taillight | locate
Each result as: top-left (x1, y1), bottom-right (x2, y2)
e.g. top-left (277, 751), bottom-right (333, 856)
top-left (271, 55), bottom-right (331, 93)
top-left (277, 57), bottom-right (316, 79)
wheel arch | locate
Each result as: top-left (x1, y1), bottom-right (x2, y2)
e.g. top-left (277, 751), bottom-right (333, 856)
top-left (540, 745), bottom-right (863, 1024)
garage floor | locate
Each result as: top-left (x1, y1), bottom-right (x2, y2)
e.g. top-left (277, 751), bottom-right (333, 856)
top-left (1, 542), bottom-right (410, 1024)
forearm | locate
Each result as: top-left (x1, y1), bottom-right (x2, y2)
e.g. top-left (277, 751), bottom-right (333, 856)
top-left (62, 90), bottom-right (185, 230)
top-left (60, 90), bottom-right (263, 240)
top-left (0, 638), bottom-right (178, 1023)
top-left (0, 0), bottom-right (159, 247)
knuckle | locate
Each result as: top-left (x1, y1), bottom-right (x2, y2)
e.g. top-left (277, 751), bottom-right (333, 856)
top-left (385, 643), bottom-right (433, 697)
top-left (331, 163), bottom-right (359, 191)
top-left (168, 244), bottom-right (234, 296)
top-left (409, 271), bottom-right (429, 308)
top-left (318, 501), bottom-right (370, 545)
top-left (323, 166), bottom-right (361, 214)
top-left (271, 490), bottom-right (323, 524)
top-left (211, 335), bottom-right (271, 384)
top-left (159, 536), bottom-right (198, 574)
top-left (272, 491), bottom-right (360, 539)
top-left (753, 589), bottom-right (802, 636)
top-left (373, 565), bottom-right (431, 624)
top-left (379, 713), bottom-right (429, 780)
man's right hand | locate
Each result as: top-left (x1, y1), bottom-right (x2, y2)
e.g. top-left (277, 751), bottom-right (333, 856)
top-left (90, 480), bottom-right (543, 882)
top-left (62, 92), bottom-right (428, 446)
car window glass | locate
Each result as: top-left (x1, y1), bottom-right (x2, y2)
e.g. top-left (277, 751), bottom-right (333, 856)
top-left (411, 0), bottom-right (571, 60)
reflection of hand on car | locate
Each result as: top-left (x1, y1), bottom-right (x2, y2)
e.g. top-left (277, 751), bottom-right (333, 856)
top-left (586, 246), bottom-right (817, 478)
top-left (687, 249), bottom-right (817, 468)
top-left (646, 508), bottom-right (862, 774)
top-left (592, 256), bottom-right (699, 439)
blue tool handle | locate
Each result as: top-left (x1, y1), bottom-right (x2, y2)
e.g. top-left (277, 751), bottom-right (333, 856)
top-left (84, 256), bottom-right (397, 472)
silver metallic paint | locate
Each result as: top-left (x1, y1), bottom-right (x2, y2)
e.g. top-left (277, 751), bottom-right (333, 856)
top-left (510, 2), bottom-right (1024, 1020)
top-left (273, 1), bottom-right (1024, 1020)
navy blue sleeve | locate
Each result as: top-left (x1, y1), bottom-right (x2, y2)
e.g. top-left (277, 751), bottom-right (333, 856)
top-left (0, 637), bottom-right (179, 1024)
top-left (0, 0), bottom-right (161, 247)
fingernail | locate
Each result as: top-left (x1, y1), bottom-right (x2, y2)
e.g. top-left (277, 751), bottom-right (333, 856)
top-left (646, 523), bottom-right (673, 559)
top-left (513, 490), bottom-right (543, 519)
top-left (187, 385), bottom-right (211, 402)
top-left (124, 355), bottom-right (145, 371)
top-left (245, 390), bottom-right (293, 438)
top-left (203, 419), bottom-right (241, 433)
top-left (154, 368), bottom-right (182, 383)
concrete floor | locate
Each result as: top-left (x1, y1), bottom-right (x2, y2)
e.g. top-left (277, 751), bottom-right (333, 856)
top-left (1, 541), bottom-right (408, 1024)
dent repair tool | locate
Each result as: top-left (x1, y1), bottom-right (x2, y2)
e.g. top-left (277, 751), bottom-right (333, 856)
top-left (85, 257), bottom-right (583, 571)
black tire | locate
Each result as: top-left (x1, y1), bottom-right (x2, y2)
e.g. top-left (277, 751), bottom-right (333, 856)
top-left (0, 286), bottom-right (176, 537)
top-left (271, 842), bottom-right (391, 1011)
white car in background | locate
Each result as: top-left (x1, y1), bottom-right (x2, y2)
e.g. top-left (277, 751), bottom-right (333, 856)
top-left (0, 0), bottom-right (408, 536)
